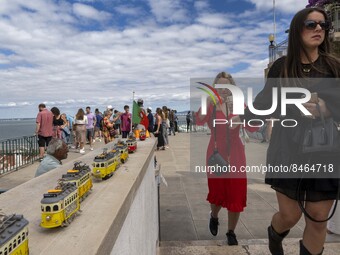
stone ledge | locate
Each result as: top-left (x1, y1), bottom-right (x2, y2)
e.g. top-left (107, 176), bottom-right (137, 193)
top-left (0, 138), bottom-right (156, 255)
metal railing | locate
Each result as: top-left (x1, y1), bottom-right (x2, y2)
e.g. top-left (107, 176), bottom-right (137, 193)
top-left (269, 39), bottom-right (288, 63)
top-left (0, 135), bottom-right (39, 176)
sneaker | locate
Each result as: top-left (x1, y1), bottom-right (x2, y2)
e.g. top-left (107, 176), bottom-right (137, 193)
top-left (79, 148), bottom-right (85, 154)
top-left (70, 145), bottom-right (76, 149)
top-left (226, 230), bottom-right (238, 245)
top-left (92, 139), bottom-right (95, 143)
top-left (90, 147), bottom-right (94, 151)
top-left (209, 212), bottom-right (219, 236)
top-left (99, 138), bottom-right (102, 142)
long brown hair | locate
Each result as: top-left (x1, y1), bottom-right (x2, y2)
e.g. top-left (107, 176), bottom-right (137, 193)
top-left (284, 7), bottom-right (340, 78)
top-left (76, 108), bottom-right (85, 120)
top-left (156, 108), bottom-right (163, 120)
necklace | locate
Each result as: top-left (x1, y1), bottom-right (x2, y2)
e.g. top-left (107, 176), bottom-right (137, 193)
top-left (302, 64), bottom-right (312, 73)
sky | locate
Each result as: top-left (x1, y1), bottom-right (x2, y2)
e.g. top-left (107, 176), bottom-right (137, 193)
top-left (0, 0), bottom-right (308, 119)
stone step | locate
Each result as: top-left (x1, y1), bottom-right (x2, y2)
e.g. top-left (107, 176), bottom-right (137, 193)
top-left (158, 239), bottom-right (340, 255)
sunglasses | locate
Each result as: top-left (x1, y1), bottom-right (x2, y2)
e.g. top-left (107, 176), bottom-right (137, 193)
top-left (304, 20), bottom-right (330, 30)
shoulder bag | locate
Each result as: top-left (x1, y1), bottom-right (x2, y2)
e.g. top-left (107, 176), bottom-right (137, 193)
top-left (302, 103), bottom-right (340, 155)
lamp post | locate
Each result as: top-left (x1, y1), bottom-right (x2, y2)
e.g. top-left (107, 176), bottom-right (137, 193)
top-left (269, 34), bottom-right (275, 64)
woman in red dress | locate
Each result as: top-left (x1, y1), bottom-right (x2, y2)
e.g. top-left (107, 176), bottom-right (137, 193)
top-left (196, 72), bottom-right (258, 245)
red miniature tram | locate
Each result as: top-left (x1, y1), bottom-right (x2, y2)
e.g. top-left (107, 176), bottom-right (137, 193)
top-left (139, 129), bottom-right (146, 141)
top-left (126, 134), bottom-right (137, 153)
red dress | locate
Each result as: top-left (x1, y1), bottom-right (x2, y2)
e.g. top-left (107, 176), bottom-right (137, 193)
top-left (196, 104), bottom-right (258, 212)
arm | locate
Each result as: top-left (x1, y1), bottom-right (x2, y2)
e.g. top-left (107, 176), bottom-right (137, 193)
top-left (35, 122), bottom-right (40, 135)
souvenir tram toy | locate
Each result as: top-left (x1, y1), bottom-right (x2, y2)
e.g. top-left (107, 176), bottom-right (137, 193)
top-left (114, 140), bottom-right (129, 163)
top-left (60, 161), bottom-right (93, 201)
top-left (126, 134), bottom-right (137, 153)
top-left (0, 212), bottom-right (29, 255)
top-left (139, 129), bottom-right (146, 141)
top-left (92, 148), bottom-right (119, 180)
top-left (40, 182), bottom-right (80, 228)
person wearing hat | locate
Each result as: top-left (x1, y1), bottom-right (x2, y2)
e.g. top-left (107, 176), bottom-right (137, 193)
top-left (147, 107), bottom-right (154, 134)
top-left (107, 105), bottom-right (114, 112)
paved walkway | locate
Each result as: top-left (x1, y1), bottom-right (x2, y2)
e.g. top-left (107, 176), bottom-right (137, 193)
top-left (155, 131), bottom-right (340, 253)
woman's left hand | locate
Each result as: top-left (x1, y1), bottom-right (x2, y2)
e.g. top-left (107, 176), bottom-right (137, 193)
top-left (302, 98), bottom-right (330, 118)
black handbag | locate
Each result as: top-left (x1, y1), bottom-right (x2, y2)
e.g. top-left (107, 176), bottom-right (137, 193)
top-left (302, 103), bottom-right (340, 155)
top-left (207, 105), bottom-right (230, 175)
top-left (298, 103), bottom-right (340, 222)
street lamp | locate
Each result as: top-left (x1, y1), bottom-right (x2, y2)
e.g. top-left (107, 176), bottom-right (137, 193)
top-left (268, 34), bottom-right (275, 63)
top-left (269, 34), bottom-right (275, 46)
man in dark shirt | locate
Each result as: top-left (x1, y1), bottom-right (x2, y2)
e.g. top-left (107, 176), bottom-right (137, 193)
top-left (147, 107), bottom-right (154, 134)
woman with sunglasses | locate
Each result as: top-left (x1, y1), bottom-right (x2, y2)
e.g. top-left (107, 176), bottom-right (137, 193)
top-left (232, 7), bottom-right (340, 255)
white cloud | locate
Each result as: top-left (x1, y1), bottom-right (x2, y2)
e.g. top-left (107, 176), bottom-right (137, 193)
top-left (73, 3), bottom-right (111, 21)
top-left (147, 0), bottom-right (189, 23)
top-left (247, 0), bottom-right (307, 14)
top-left (0, 0), bottom-right (306, 119)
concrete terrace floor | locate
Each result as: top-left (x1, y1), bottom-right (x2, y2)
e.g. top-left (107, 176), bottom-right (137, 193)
top-left (155, 131), bottom-right (340, 254)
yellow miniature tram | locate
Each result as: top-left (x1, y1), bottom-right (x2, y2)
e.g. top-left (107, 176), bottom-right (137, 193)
top-left (61, 162), bottom-right (92, 201)
top-left (0, 213), bottom-right (29, 255)
top-left (40, 183), bottom-right (80, 228)
top-left (92, 148), bottom-right (120, 180)
top-left (115, 140), bottom-right (129, 163)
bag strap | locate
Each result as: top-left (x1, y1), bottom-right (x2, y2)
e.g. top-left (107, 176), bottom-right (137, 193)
top-left (212, 105), bottom-right (230, 160)
top-left (297, 176), bottom-right (340, 223)
top-left (297, 103), bottom-right (340, 222)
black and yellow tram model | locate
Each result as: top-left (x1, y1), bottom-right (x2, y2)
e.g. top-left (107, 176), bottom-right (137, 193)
top-left (40, 182), bottom-right (80, 228)
top-left (0, 213), bottom-right (29, 255)
top-left (92, 148), bottom-right (119, 180)
top-left (114, 140), bottom-right (129, 163)
top-left (61, 161), bottom-right (92, 201)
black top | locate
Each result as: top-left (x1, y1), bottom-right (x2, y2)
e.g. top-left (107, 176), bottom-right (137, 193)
top-left (53, 116), bottom-right (64, 126)
top-left (242, 56), bottom-right (340, 200)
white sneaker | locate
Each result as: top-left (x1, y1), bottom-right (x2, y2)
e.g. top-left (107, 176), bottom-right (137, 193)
top-left (99, 139), bottom-right (102, 142)
top-left (79, 148), bottom-right (85, 154)
top-left (70, 145), bottom-right (76, 149)
top-left (90, 147), bottom-right (94, 151)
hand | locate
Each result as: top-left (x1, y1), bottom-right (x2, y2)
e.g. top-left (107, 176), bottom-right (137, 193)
top-left (302, 98), bottom-right (330, 118)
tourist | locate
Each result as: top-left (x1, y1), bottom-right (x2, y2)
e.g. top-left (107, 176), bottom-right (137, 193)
top-left (35, 138), bottom-right (68, 177)
top-left (85, 106), bottom-right (96, 151)
top-left (231, 7), bottom-right (340, 254)
top-left (73, 108), bottom-right (88, 154)
top-left (120, 105), bottom-right (131, 138)
top-left (196, 72), bottom-right (258, 246)
top-left (35, 103), bottom-right (54, 160)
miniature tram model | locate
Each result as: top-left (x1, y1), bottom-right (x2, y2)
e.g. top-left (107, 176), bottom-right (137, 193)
top-left (40, 183), bottom-right (80, 228)
top-left (126, 135), bottom-right (137, 153)
top-left (139, 129), bottom-right (146, 141)
top-left (0, 213), bottom-right (29, 255)
top-left (92, 148), bottom-right (119, 179)
top-left (114, 141), bottom-right (129, 163)
top-left (60, 162), bottom-right (92, 201)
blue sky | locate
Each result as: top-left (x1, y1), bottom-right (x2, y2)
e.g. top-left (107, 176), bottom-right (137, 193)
top-left (0, 0), bottom-right (308, 118)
